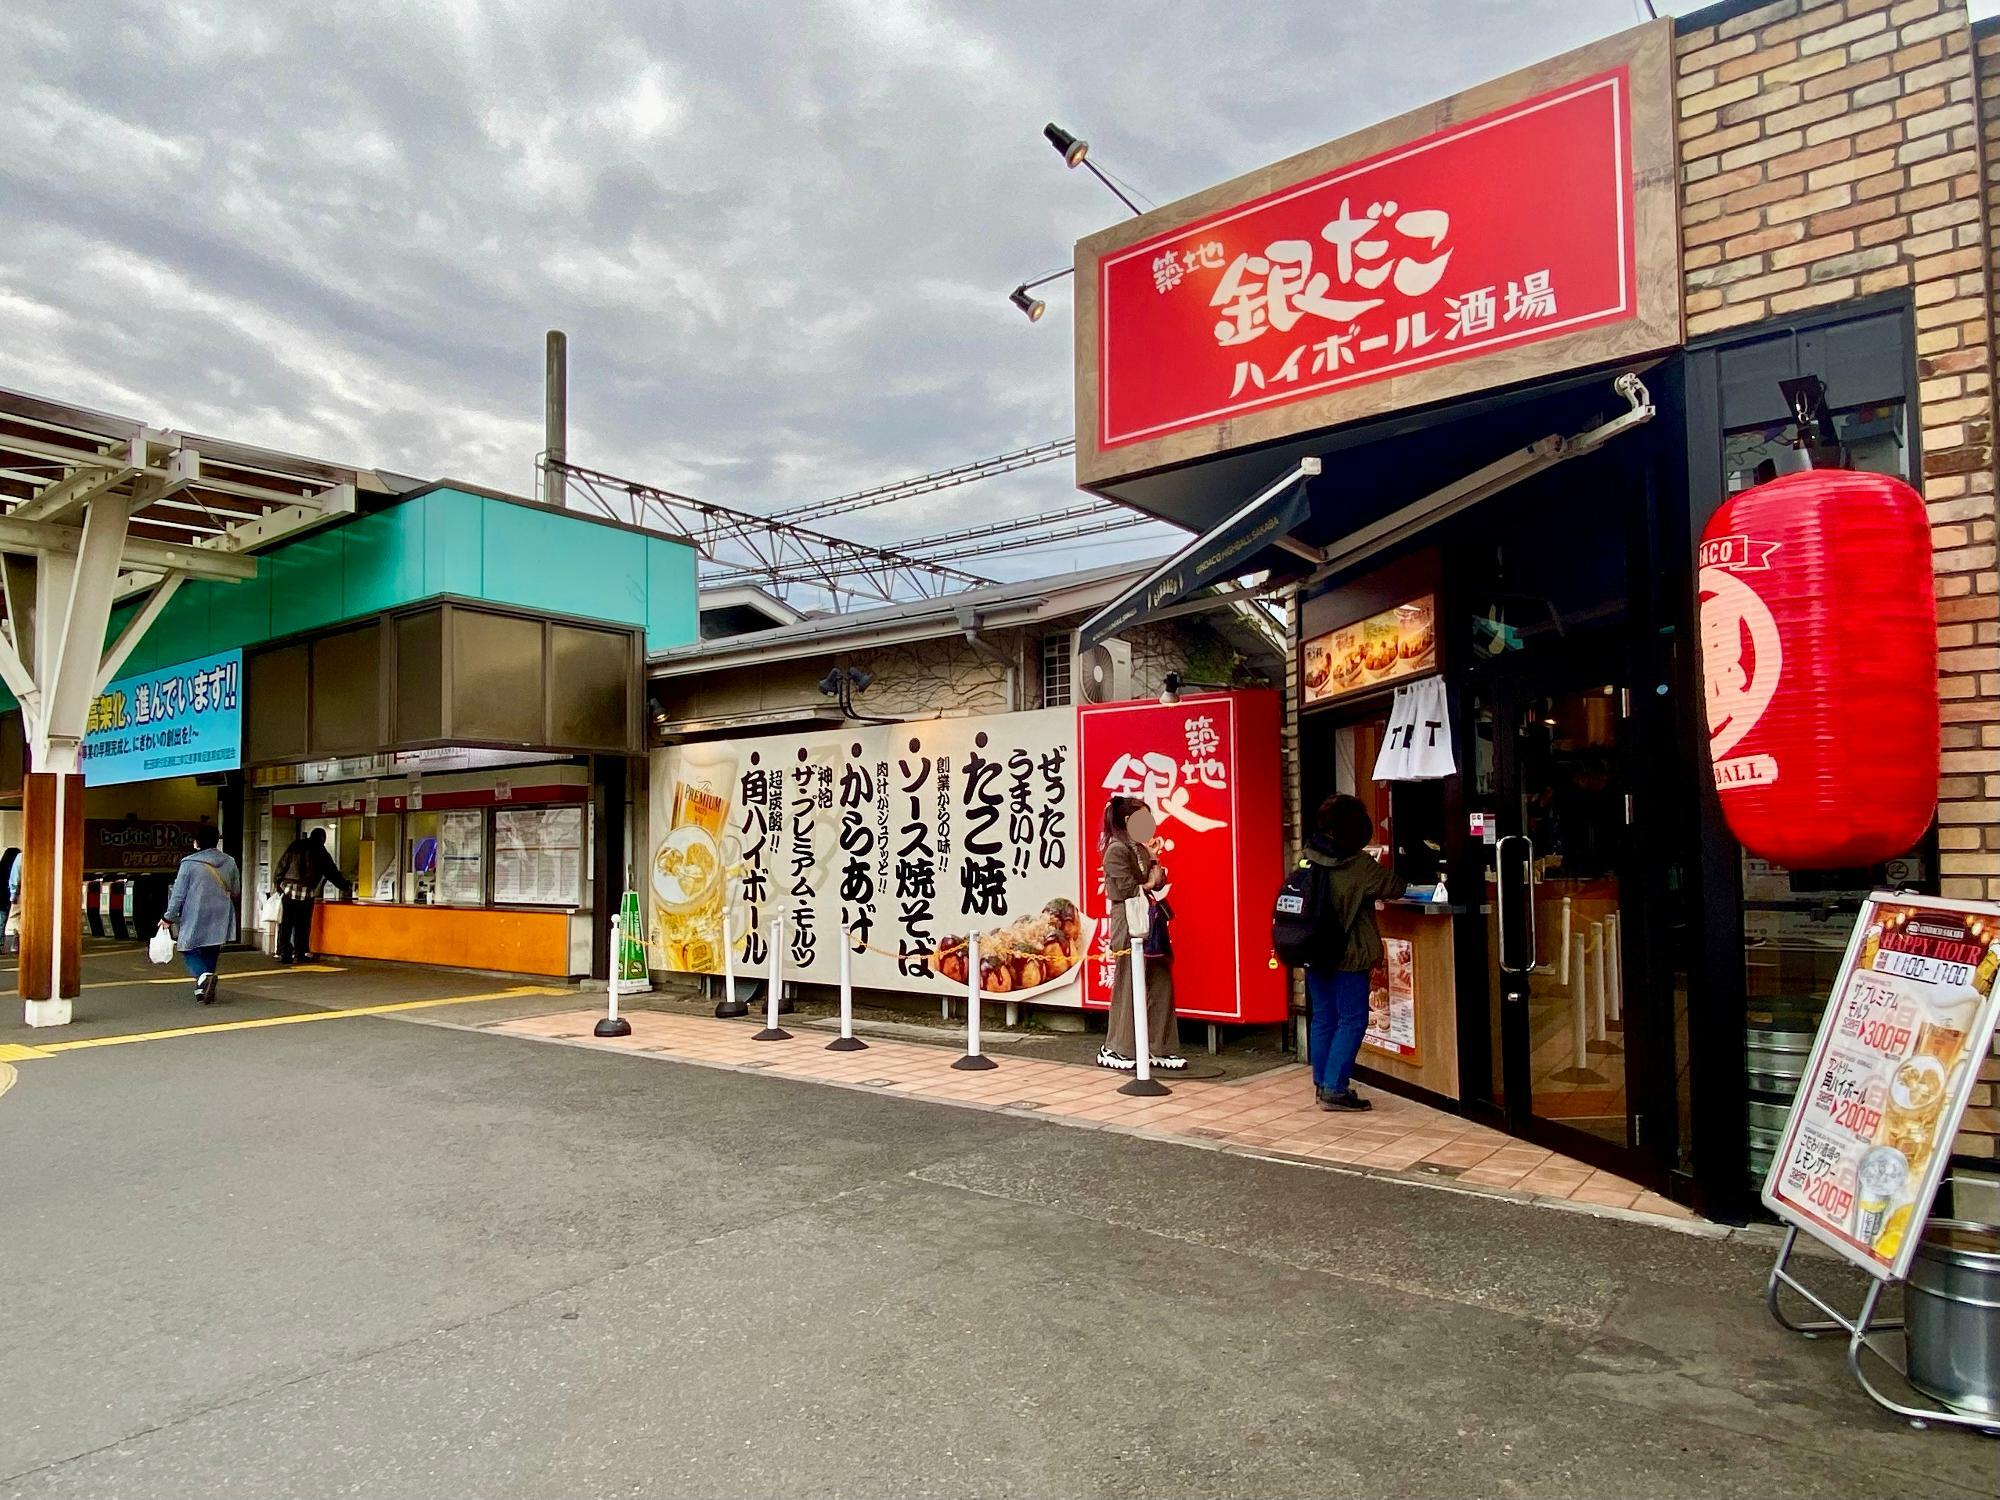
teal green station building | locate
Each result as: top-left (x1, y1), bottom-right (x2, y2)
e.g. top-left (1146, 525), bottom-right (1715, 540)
top-left (0, 391), bottom-right (699, 985)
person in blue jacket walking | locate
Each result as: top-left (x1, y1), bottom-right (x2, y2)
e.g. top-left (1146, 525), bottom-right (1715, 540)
top-left (161, 824), bottom-right (240, 1004)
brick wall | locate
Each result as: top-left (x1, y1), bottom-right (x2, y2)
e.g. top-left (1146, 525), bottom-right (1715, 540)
top-left (1679, 0), bottom-right (2000, 1158)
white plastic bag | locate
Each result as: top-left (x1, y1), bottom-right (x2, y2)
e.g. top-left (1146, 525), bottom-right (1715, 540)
top-left (148, 925), bottom-right (175, 965)
top-left (260, 891), bottom-right (283, 925)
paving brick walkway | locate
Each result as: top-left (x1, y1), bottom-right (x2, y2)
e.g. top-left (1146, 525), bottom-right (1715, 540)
top-left (488, 1007), bottom-right (1702, 1228)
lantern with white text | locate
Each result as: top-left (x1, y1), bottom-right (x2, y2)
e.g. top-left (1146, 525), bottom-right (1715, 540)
top-left (1698, 469), bottom-right (1937, 869)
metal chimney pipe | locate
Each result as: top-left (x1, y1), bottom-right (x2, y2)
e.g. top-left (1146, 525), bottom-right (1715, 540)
top-left (544, 329), bottom-right (568, 507)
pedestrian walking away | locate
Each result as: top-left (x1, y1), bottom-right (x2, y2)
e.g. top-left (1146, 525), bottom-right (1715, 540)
top-left (1097, 794), bottom-right (1183, 1072)
top-left (162, 825), bottom-right (240, 1005)
top-left (272, 827), bottom-right (352, 964)
top-left (1299, 793), bottom-right (1402, 1112)
top-left (0, 845), bottom-right (19, 956)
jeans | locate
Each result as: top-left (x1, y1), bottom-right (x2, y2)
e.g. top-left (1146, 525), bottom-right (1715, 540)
top-left (1307, 967), bottom-right (1371, 1094)
top-left (278, 896), bottom-right (315, 962)
top-left (182, 945), bottom-right (221, 980)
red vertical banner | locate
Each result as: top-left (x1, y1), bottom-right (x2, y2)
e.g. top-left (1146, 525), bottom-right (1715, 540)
top-left (1077, 691), bottom-right (1287, 1024)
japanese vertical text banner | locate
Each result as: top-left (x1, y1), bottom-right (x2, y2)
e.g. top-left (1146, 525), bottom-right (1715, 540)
top-left (1763, 893), bottom-right (2000, 1280)
top-left (649, 708), bottom-right (1083, 1001)
top-left (80, 649), bottom-right (244, 788)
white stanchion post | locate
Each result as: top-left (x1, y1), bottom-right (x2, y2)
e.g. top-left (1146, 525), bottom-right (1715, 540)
top-left (1559, 897), bottom-right (1573, 986)
top-left (828, 922), bottom-right (867, 1052)
top-left (1119, 895), bottom-right (1169, 1097)
top-left (953, 930), bottom-right (997, 1070)
top-left (716, 905), bottom-right (747, 1018)
top-left (753, 912), bottom-right (791, 1041)
top-left (1570, 933), bottom-right (1589, 1071)
top-left (1606, 913), bottom-right (1623, 1025)
top-left (1590, 921), bottom-right (1608, 1042)
top-left (595, 916), bottom-right (633, 1037)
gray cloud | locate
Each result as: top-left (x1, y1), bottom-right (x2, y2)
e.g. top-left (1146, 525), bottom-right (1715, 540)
top-left (0, 0), bottom-right (1687, 585)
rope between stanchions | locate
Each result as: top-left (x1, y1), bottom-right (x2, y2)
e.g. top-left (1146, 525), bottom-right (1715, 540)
top-left (630, 923), bottom-right (1130, 964)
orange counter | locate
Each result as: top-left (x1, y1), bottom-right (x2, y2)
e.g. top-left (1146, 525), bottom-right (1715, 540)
top-left (312, 902), bottom-right (574, 977)
top-left (1357, 903), bottom-right (1460, 1100)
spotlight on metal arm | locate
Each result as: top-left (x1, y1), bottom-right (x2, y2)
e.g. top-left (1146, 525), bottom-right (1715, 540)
top-left (1007, 267), bottom-right (1073, 323)
top-left (1043, 120), bottom-right (1143, 217)
top-left (817, 665), bottom-right (893, 722)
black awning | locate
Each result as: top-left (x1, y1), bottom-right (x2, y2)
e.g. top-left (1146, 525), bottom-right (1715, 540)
top-left (1078, 461), bottom-right (1316, 652)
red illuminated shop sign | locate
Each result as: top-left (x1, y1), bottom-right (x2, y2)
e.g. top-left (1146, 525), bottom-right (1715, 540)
top-left (1096, 69), bottom-right (1637, 451)
top-left (1077, 692), bottom-right (1286, 1025)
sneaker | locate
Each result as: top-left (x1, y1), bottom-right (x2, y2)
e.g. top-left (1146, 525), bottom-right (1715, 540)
top-left (1150, 1052), bottom-right (1187, 1071)
top-left (196, 972), bottom-right (217, 1006)
top-left (1319, 1088), bottom-right (1371, 1112)
top-left (1095, 1045), bottom-right (1136, 1072)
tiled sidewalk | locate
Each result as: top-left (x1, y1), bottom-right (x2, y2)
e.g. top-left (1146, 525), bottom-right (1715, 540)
top-left (487, 1007), bottom-right (1702, 1228)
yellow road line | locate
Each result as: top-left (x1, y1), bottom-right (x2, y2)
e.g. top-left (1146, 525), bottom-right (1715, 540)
top-left (0, 1043), bottom-right (50, 1062)
top-left (0, 1061), bottom-right (14, 1099)
top-left (93, 964), bottom-right (345, 990)
top-left (23, 986), bottom-right (572, 1056)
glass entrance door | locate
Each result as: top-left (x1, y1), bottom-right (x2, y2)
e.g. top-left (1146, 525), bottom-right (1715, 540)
top-left (1475, 638), bottom-right (1656, 1178)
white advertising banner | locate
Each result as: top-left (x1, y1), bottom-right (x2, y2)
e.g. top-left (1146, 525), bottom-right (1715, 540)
top-left (649, 707), bottom-right (1085, 1002)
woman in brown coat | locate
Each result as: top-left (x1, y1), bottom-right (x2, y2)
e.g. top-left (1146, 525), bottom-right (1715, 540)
top-left (1098, 795), bottom-right (1183, 1071)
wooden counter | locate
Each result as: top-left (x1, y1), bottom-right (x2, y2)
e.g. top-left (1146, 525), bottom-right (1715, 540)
top-left (312, 901), bottom-right (575, 977)
top-left (1357, 902), bottom-right (1460, 1100)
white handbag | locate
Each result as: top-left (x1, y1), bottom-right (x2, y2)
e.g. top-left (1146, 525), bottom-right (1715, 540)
top-left (147, 925), bottom-right (175, 965)
top-left (260, 891), bottom-right (284, 924)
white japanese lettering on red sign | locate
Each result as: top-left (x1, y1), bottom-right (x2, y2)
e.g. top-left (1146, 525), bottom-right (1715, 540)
top-left (1095, 69), bottom-right (1635, 450)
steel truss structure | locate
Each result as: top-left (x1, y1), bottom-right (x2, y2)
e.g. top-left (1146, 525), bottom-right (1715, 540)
top-left (769, 437), bottom-right (1075, 524)
top-left (550, 437), bottom-right (1174, 607)
top-left (548, 459), bottom-right (992, 606)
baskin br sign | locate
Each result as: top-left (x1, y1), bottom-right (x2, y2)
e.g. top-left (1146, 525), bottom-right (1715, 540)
top-left (1072, 20), bottom-right (1680, 490)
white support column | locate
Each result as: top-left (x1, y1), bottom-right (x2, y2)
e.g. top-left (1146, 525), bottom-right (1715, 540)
top-left (94, 571), bottom-right (186, 694)
top-left (18, 492), bottom-right (132, 1026)
top-left (43, 493), bottom-right (135, 744)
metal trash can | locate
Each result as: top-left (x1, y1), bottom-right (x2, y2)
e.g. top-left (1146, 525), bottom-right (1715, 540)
top-left (1744, 1022), bottom-right (1815, 1184)
top-left (1905, 1219), bottom-right (2000, 1417)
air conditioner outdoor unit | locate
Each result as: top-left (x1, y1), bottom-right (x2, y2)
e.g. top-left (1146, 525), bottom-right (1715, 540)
top-left (1073, 633), bottom-right (1132, 704)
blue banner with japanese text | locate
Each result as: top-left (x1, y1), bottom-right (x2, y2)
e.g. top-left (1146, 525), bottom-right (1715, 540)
top-left (80, 648), bottom-right (244, 787)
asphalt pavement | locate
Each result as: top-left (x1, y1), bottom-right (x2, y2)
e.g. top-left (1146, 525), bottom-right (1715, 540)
top-left (0, 952), bottom-right (1991, 1498)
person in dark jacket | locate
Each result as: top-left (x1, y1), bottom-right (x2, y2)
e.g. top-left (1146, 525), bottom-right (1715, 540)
top-left (162, 824), bottom-right (240, 1005)
top-left (1098, 794), bottom-right (1183, 1072)
top-left (273, 827), bottom-right (351, 965)
top-left (1302, 794), bottom-right (1402, 1111)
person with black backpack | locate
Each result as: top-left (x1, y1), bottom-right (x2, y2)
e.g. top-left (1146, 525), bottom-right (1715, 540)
top-left (1276, 793), bottom-right (1402, 1111)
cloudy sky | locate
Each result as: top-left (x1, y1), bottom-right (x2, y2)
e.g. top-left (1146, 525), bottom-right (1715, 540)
top-left (1, 0), bottom-right (1975, 587)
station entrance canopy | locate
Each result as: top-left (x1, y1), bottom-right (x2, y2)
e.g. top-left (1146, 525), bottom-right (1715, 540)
top-left (0, 388), bottom-right (406, 1022)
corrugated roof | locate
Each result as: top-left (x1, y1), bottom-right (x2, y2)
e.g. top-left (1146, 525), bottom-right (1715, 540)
top-left (648, 558), bottom-right (1164, 676)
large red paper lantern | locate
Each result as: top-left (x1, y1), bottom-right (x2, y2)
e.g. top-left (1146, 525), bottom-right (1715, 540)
top-left (1698, 468), bottom-right (1938, 869)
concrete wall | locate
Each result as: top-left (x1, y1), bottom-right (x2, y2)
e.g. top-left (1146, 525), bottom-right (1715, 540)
top-left (656, 617), bottom-right (1255, 736)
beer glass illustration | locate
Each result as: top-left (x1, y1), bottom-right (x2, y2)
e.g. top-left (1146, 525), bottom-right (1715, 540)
top-left (1877, 1054), bottom-right (1948, 1175)
top-left (1853, 1145), bottom-right (1908, 1244)
top-left (654, 750), bottom-right (740, 972)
